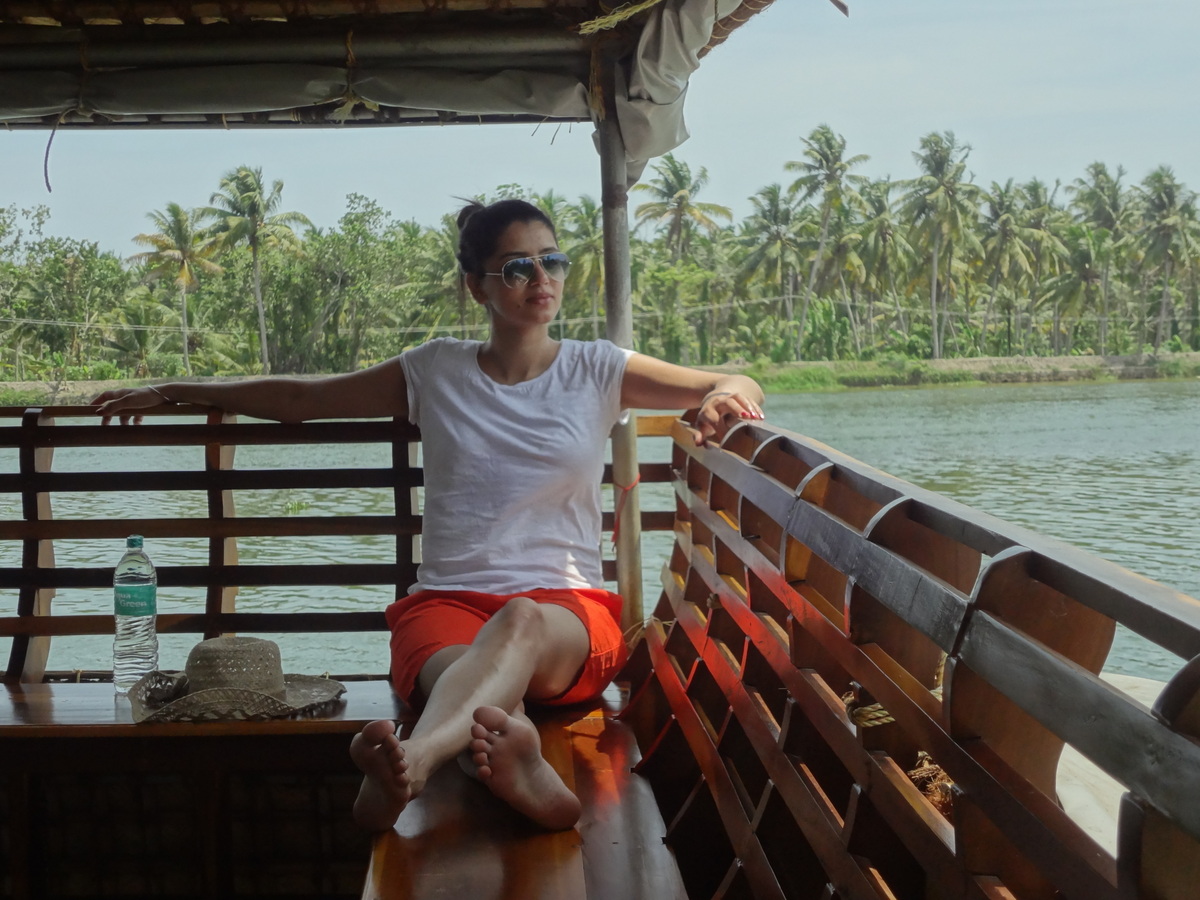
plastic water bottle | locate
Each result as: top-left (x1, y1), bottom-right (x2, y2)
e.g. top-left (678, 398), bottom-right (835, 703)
top-left (113, 535), bottom-right (159, 693)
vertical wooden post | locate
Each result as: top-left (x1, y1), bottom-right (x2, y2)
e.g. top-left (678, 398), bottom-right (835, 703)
top-left (7, 409), bottom-right (55, 682)
top-left (204, 409), bottom-right (238, 638)
top-left (598, 50), bottom-right (643, 628)
top-left (393, 420), bottom-right (420, 596)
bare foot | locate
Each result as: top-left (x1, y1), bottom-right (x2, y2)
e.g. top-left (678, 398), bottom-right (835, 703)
top-left (469, 706), bottom-right (581, 830)
top-left (350, 719), bottom-right (416, 831)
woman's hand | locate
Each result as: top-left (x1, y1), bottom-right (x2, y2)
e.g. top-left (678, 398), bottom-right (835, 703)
top-left (92, 387), bottom-right (171, 425)
top-left (692, 389), bottom-right (765, 446)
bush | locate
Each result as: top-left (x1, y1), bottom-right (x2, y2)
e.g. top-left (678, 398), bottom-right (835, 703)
top-left (0, 388), bottom-right (48, 407)
top-left (758, 366), bottom-right (840, 392)
top-left (63, 361), bottom-right (124, 381)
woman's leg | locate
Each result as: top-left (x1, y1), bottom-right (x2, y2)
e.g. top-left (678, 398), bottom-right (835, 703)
top-left (350, 596), bottom-right (589, 830)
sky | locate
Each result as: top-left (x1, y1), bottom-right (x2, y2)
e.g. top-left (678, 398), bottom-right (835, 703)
top-left (2, 0), bottom-right (1198, 255)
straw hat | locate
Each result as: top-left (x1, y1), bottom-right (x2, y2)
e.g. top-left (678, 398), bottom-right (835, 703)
top-left (129, 636), bottom-right (346, 723)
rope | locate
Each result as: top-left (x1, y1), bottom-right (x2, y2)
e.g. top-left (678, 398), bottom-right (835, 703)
top-left (329, 28), bottom-right (380, 124)
top-left (842, 688), bottom-right (895, 727)
top-left (611, 471), bottom-right (642, 546)
top-left (579, 0), bottom-right (668, 35)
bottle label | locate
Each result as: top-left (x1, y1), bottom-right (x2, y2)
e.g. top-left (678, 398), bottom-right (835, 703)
top-left (115, 584), bottom-right (157, 616)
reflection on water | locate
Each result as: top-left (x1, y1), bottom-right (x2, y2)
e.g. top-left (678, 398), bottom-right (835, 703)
top-left (3, 379), bottom-right (1197, 680)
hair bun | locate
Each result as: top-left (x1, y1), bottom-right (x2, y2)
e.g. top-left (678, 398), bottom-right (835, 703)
top-left (456, 200), bottom-right (486, 232)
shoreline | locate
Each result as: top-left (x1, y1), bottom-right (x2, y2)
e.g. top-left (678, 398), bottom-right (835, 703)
top-left (723, 351), bottom-right (1200, 393)
top-left (2, 352), bottom-right (1199, 405)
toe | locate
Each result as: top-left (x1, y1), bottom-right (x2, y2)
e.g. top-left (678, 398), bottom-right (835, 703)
top-left (472, 705), bottom-right (509, 732)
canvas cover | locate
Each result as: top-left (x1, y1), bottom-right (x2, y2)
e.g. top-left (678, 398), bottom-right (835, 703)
top-left (0, 0), bottom-right (747, 179)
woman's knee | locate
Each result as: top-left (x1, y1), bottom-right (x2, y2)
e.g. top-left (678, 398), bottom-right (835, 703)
top-left (484, 595), bottom-right (545, 646)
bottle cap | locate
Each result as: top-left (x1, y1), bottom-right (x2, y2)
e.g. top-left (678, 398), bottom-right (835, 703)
top-left (126, 535), bottom-right (144, 549)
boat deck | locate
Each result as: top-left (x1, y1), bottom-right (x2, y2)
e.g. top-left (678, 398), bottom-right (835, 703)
top-left (362, 684), bottom-right (685, 900)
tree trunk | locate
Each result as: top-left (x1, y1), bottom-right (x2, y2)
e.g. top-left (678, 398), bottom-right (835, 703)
top-left (1154, 259), bottom-right (1173, 350)
top-left (796, 204), bottom-right (833, 360)
top-left (888, 266), bottom-right (906, 334)
top-left (1189, 260), bottom-right (1199, 351)
top-left (929, 231), bottom-right (942, 359)
top-left (178, 284), bottom-right (192, 376)
top-left (1099, 259), bottom-right (1111, 354)
top-left (251, 242), bottom-right (271, 374)
top-left (982, 269), bottom-right (1000, 355)
top-left (842, 275), bottom-right (862, 356)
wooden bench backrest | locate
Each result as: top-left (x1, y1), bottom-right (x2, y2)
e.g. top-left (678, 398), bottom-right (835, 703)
top-left (622, 419), bottom-right (1200, 900)
top-left (0, 405), bottom-right (676, 683)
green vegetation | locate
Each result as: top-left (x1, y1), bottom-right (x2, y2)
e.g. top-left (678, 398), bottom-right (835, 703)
top-left (1, 133), bottom-right (1198, 383)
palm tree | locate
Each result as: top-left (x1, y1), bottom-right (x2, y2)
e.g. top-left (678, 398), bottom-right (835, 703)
top-left (99, 286), bottom-right (176, 376)
top-left (786, 124), bottom-right (869, 359)
top-left (1136, 166), bottom-right (1197, 350)
top-left (204, 166), bottom-right (312, 373)
top-left (560, 195), bottom-right (606, 339)
top-left (737, 184), bottom-right (808, 321)
top-left (979, 180), bottom-right (1036, 352)
top-left (819, 204), bottom-right (867, 355)
top-left (900, 132), bottom-right (980, 359)
top-left (130, 203), bottom-right (223, 376)
top-left (1042, 225), bottom-right (1104, 353)
top-left (632, 154), bottom-right (732, 262)
top-left (1019, 179), bottom-right (1070, 352)
top-left (858, 179), bottom-right (915, 338)
top-left (1068, 163), bottom-right (1133, 352)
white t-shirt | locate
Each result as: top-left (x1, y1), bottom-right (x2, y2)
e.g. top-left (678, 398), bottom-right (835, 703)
top-left (400, 337), bottom-right (634, 594)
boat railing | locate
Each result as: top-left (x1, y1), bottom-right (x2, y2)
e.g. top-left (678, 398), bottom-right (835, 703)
top-left (0, 405), bottom-right (677, 683)
top-left (621, 417), bottom-right (1200, 900)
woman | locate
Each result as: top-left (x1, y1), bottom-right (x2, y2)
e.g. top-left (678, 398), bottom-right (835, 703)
top-left (93, 198), bottom-right (765, 832)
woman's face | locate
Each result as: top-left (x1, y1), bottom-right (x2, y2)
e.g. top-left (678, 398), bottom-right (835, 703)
top-left (467, 220), bottom-right (564, 331)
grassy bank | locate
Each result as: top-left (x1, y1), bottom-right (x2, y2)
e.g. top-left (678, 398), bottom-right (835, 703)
top-left (2, 353), bottom-right (1199, 407)
top-left (738, 352), bottom-right (1200, 393)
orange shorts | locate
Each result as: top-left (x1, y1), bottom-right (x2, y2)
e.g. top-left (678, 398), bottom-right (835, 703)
top-left (384, 588), bottom-right (628, 708)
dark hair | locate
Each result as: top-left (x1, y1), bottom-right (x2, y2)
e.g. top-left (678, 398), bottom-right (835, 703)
top-left (455, 199), bottom-right (557, 277)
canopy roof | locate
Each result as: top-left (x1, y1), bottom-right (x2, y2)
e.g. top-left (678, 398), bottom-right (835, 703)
top-left (0, 0), bottom-right (829, 175)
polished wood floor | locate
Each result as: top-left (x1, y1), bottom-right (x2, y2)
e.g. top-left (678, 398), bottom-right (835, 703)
top-left (362, 685), bottom-right (686, 900)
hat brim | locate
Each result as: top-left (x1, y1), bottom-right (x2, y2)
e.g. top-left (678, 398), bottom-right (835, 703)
top-left (130, 672), bottom-right (346, 724)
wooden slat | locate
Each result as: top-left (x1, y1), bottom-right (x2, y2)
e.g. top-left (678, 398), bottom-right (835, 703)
top-left (0, 561), bottom-right (413, 589)
top-left (0, 466), bottom-right (411, 493)
top-left (0, 514), bottom-right (418, 541)
top-left (0, 677), bottom-right (404, 735)
top-left (672, 464), bottom-right (968, 653)
top-left (0, 610), bottom-right (387, 637)
top-left (643, 618), bottom-right (787, 900)
top-left (0, 417), bottom-right (418, 448)
top-left (957, 610), bottom-right (1200, 838)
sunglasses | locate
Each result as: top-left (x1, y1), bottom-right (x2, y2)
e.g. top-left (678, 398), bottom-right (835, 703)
top-left (485, 252), bottom-right (571, 288)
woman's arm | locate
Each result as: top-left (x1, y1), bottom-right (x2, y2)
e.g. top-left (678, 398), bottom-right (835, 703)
top-left (620, 353), bottom-right (765, 445)
top-left (93, 357), bottom-right (409, 424)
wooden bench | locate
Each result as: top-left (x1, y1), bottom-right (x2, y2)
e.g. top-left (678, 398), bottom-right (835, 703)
top-left (0, 405), bottom-right (678, 900)
top-left (361, 684), bottom-right (685, 900)
top-left (620, 419), bottom-right (1200, 900)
